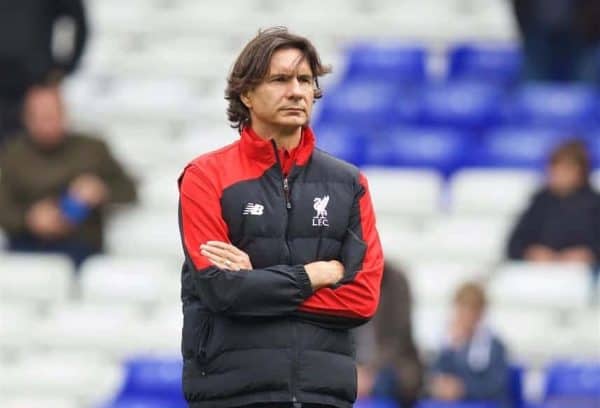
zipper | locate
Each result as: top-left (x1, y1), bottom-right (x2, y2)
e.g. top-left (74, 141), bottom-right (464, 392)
top-left (272, 141), bottom-right (299, 405)
top-left (283, 177), bottom-right (292, 210)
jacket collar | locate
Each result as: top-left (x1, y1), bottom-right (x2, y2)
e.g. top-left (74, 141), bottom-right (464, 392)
top-left (240, 126), bottom-right (315, 168)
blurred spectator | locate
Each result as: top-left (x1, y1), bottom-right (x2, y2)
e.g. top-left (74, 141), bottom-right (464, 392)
top-left (0, 86), bottom-right (136, 269)
top-left (507, 140), bottom-right (600, 267)
top-left (0, 0), bottom-right (88, 146)
top-left (512, 0), bottom-right (600, 83)
top-left (355, 262), bottom-right (424, 407)
top-left (428, 282), bottom-right (510, 407)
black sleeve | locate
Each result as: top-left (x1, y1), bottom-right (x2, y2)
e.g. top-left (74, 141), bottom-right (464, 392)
top-left (178, 167), bottom-right (314, 317)
top-left (506, 191), bottom-right (544, 260)
top-left (53, 0), bottom-right (88, 74)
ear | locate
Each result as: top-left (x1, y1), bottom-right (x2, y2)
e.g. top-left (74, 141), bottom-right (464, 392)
top-left (240, 91), bottom-right (252, 109)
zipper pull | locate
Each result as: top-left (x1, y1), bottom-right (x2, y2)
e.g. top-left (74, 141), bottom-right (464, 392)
top-left (283, 177), bottom-right (292, 210)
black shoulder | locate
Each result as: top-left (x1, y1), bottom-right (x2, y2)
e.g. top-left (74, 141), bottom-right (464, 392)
top-left (310, 147), bottom-right (361, 183)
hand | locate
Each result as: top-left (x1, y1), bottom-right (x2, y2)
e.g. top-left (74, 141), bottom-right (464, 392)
top-left (200, 241), bottom-right (253, 271)
top-left (524, 245), bottom-right (558, 262)
top-left (356, 364), bottom-right (375, 398)
top-left (304, 260), bottom-right (344, 290)
top-left (25, 198), bottom-right (71, 239)
top-left (69, 174), bottom-right (109, 207)
top-left (558, 246), bottom-right (596, 264)
top-left (430, 374), bottom-right (465, 401)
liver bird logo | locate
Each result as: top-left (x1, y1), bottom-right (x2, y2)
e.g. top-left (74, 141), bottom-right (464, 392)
top-left (313, 195), bottom-right (330, 218)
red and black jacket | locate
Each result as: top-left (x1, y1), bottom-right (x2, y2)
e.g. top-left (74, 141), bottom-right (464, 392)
top-left (178, 126), bottom-right (384, 407)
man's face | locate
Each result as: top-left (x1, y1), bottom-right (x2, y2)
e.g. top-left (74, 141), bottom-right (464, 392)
top-left (24, 88), bottom-right (66, 148)
top-left (244, 48), bottom-right (315, 133)
top-left (548, 159), bottom-right (584, 195)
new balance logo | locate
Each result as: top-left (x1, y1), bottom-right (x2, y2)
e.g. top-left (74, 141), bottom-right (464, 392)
top-left (242, 203), bottom-right (264, 216)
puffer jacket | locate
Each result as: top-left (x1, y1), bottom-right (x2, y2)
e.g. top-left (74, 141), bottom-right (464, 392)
top-left (178, 126), bottom-right (384, 407)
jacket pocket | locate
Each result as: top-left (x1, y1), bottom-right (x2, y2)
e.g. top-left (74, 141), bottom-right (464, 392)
top-left (339, 228), bottom-right (367, 283)
top-left (197, 314), bottom-right (214, 364)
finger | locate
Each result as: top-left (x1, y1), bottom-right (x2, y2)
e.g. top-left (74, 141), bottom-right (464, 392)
top-left (200, 245), bottom-right (233, 260)
top-left (206, 241), bottom-right (247, 258)
top-left (201, 244), bottom-right (246, 264)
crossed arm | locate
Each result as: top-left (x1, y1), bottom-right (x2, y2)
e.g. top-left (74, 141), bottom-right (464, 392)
top-left (178, 164), bottom-right (384, 327)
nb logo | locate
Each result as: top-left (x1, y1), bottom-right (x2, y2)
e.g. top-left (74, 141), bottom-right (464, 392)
top-left (242, 203), bottom-right (264, 216)
top-left (312, 195), bottom-right (330, 227)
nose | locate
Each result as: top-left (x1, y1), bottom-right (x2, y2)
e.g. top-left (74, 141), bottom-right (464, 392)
top-left (286, 78), bottom-right (303, 99)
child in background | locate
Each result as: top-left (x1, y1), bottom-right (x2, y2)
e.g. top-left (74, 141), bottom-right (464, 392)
top-left (429, 282), bottom-right (510, 407)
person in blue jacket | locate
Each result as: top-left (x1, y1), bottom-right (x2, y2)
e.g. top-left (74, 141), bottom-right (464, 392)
top-left (429, 282), bottom-right (510, 407)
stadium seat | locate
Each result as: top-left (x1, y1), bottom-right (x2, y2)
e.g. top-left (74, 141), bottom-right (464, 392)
top-left (1, 396), bottom-right (78, 408)
top-left (362, 167), bottom-right (443, 218)
top-left (316, 81), bottom-right (400, 128)
top-left (342, 43), bottom-right (427, 83)
top-left (0, 303), bottom-right (40, 353)
top-left (447, 42), bottom-right (522, 84)
top-left (502, 83), bottom-right (598, 128)
top-left (377, 221), bottom-right (428, 265)
top-left (33, 304), bottom-right (145, 357)
top-left (419, 81), bottom-right (505, 130)
top-left (79, 255), bottom-right (178, 310)
top-left (105, 209), bottom-right (182, 259)
top-left (488, 306), bottom-right (562, 363)
top-left (448, 168), bottom-right (541, 217)
top-left (313, 122), bottom-right (370, 166)
top-left (0, 352), bottom-right (123, 405)
top-left (354, 397), bottom-right (400, 408)
top-left (404, 259), bottom-right (490, 305)
top-left (417, 216), bottom-right (510, 264)
top-left (470, 126), bottom-right (573, 169)
top-left (489, 262), bottom-right (592, 311)
top-left (417, 400), bottom-right (499, 408)
top-left (110, 357), bottom-right (185, 403)
top-left (381, 126), bottom-right (473, 174)
top-left (0, 253), bottom-right (73, 306)
top-left (139, 307), bottom-right (183, 355)
top-left (593, 170), bottom-right (600, 192)
top-left (544, 361), bottom-right (600, 407)
top-left (411, 303), bottom-right (446, 353)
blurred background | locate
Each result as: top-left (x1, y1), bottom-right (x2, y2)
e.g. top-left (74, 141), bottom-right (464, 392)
top-left (0, 0), bottom-right (599, 407)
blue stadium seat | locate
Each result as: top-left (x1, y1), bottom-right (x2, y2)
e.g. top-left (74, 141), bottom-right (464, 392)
top-left (419, 81), bottom-right (505, 130)
top-left (376, 126), bottom-right (472, 174)
top-left (544, 361), bottom-right (600, 407)
top-left (317, 81), bottom-right (400, 127)
top-left (417, 400), bottom-right (499, 408)
top-left (112, 357), bottom-right (185, 402)
top-left (585, 130), bottom-right (600, 168)
top-left (469, 126), bottom-right (574, 168)
top-left (343, 43), bottom-right (427, 83)
top-left (501, 83), bottom-right (598, 128)
top-left (100, 397), bottom-right (186, 408)
top-left (447, 43), bottom-right (522, 84)
top-left (355, 397), bottom-right (400, 408)
top-left (313, 122), bottom-right (371, 166)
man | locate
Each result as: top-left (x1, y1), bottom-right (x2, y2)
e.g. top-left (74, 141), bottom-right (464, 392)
top-left (178, 27), bottom-right (384, 407)
top-left (0, 86), bottom-right (136, 268)
top-left (0, 0), bottom-right (88, 145)
top-left (507, 139), bottom-right (600, 266)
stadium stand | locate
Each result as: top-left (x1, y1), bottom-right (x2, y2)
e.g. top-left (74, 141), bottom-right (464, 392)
top-left (1, 0), bottom-right (598, 407)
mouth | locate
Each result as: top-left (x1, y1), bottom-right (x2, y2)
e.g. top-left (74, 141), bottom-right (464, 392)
top-left (281, 107), bottom-right (305, 112)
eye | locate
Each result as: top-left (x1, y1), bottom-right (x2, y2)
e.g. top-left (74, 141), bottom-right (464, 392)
top-left (272, 76), bottom-right (286, 82)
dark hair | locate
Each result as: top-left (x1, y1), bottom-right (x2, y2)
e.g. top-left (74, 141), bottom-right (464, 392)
top-left (225, 26), bottom-right (331, 132)
top-left (549, 139), bottom-right (591, 180)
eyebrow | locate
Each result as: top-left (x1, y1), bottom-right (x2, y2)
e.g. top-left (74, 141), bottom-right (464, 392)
top-left (267, 72), bottom-right (314, 80)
